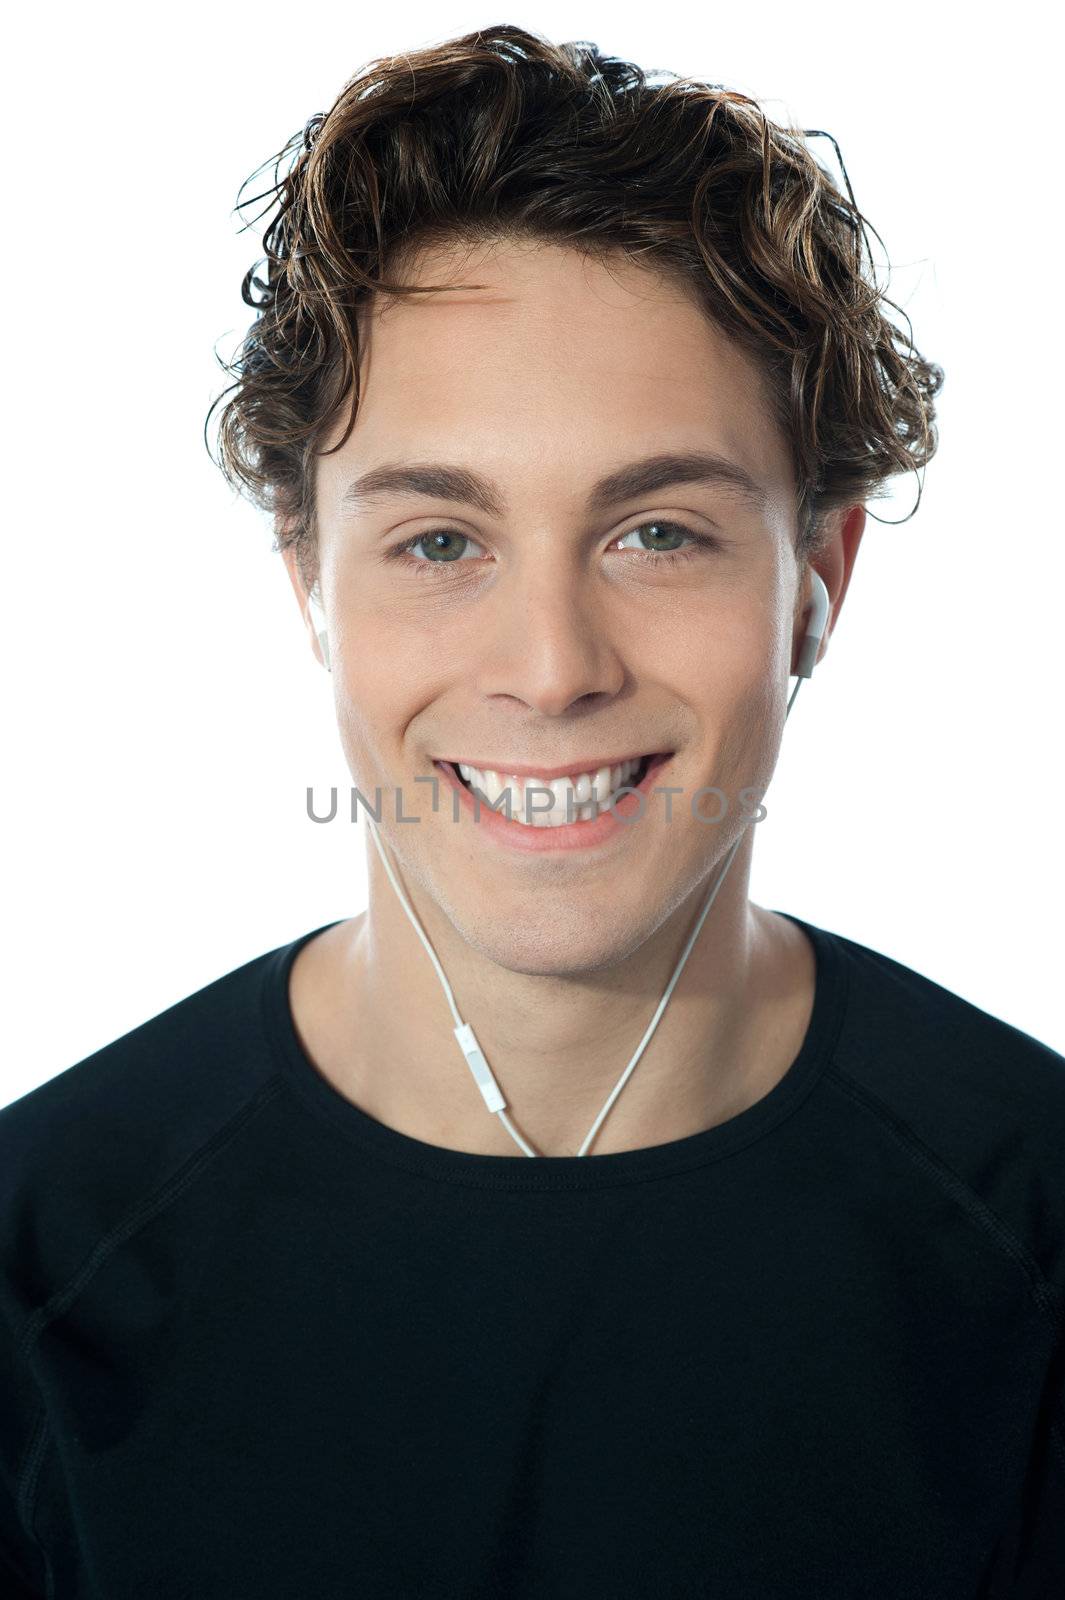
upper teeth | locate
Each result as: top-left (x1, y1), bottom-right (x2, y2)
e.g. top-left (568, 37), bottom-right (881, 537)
top-left (456, 758), bottom-right (644, 827)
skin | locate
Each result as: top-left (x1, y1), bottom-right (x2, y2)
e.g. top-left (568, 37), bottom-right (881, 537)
top-left (281, 235), bottom-right (865, 1158)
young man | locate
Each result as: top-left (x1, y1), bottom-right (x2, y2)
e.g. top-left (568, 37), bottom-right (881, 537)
top-left (2, 24), bottom-right (1062, 1598)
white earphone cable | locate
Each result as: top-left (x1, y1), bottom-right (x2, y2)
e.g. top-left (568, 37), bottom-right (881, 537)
top-left (363, 662), bottom-right (810, 1159)
top-left (323, 569), bottom-right (828, 1158)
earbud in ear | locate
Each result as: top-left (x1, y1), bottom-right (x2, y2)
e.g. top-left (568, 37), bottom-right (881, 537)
top-left (794, 569), bottom-right (830, 679)
top-left (307, 590), bottom-right (331, 674)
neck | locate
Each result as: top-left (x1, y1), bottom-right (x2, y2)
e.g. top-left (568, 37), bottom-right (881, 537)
top-left (306, 828), bottom-right (814, 1159)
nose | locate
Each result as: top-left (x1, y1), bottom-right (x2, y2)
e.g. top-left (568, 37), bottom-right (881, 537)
top-left (480, 559), bottom-right (626, 719)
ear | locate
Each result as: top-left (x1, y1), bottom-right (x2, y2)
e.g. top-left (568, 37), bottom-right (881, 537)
top-left (280, 543), bottom-right (329, 672)
top-left (792, 504), bottom-right (866, 674)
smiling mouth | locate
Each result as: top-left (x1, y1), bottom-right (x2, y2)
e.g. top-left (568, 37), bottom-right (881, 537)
top-left (434, 752), bottom-right (673, 829)
top-left (447, 753), bottom-right (666, 788)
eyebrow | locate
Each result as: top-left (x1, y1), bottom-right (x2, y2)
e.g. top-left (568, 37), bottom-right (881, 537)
top-left (339, 449), bottom-right (768, 520)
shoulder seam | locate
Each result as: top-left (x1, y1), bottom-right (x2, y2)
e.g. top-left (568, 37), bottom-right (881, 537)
top-left (824, 1064), bottom-right (1064, 1328)
top-left (15, 1074), bottom-right (287, 1371)
top-left (10, 1071), bottom-right (288, 1573)
top-left (14, 1403), bottom-right (54, 1592)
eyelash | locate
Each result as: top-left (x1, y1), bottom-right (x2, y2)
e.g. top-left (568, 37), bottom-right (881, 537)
top-left (385, 522), bottom-right (721, 576)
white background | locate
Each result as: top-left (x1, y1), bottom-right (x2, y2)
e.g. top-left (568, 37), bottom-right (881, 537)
top-left (3, 0), bottom-right (1062, 1108)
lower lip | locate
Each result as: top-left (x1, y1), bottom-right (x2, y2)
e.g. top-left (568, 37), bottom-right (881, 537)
top-left (432, 755), bottom-right (674, 853)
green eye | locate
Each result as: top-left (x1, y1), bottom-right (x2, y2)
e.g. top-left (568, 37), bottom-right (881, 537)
top-left (387, 520), bottom-right (721, 574)
top-left (397, 530), bottom-right (472, 562)
top-left (617, 521), bottom-right (689, 553)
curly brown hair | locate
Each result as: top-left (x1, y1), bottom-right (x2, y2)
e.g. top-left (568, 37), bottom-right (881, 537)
top-left (206, 22), bottom-right (944, 598)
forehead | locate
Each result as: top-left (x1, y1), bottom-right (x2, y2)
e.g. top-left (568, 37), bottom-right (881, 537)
top-left (323, 237), bottom-right (793, 504)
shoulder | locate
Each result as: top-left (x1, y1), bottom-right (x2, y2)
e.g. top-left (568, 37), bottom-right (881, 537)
top-left (822, 920), bottom-right (1065, 1108)
top-left (804, 916), bottom-right (1065, 1305)
top-left (0, 930), bottom-right (308, 1301)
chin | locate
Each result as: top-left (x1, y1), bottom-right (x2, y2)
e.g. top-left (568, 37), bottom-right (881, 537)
top-left (442, 892), bottom-right (671, 979)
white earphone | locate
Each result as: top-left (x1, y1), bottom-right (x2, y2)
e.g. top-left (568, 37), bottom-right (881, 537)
top-left (304, 564), bottom-right (831, 1157)
top-left (795, 567), bottom-right (830, 679)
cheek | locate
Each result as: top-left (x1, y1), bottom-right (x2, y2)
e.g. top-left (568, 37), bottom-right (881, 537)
top-left (333, 630), bottom-right (442, 775)
top-left (690, 609), bottom-right (788, 773)
top-left (721, 662), bottom-right (787, 798)
top-left (688, 601), bottom-right (785, 703)
top-left (333, 660), bottom-right (400, 775)
top-left (656, 583), bottom-right (786, 658)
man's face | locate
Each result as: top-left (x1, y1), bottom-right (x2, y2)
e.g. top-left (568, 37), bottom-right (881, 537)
top-left (298, 236), bottom-right (811, 976)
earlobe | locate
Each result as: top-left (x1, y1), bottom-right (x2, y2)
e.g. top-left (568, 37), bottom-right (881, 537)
top-left (307, 588), bottom-right (331, 673)
top-left (280, 545), bottom-right (331, 672)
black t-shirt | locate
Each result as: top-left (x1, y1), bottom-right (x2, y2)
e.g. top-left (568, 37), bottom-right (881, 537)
top-left (2, 912), bottom-right (1064, 1599)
